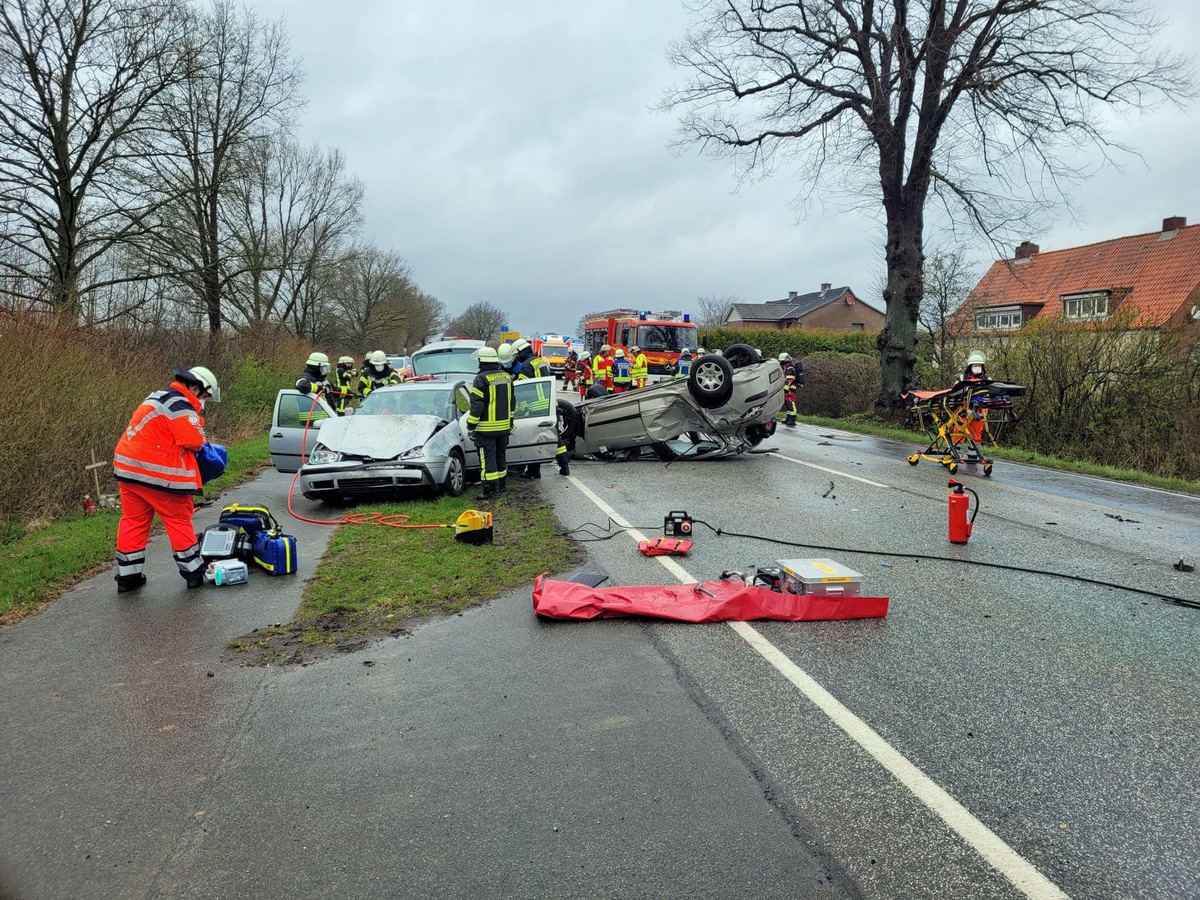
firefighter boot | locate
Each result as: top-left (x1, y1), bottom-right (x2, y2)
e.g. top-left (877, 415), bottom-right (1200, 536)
top-left (557, 454), bottom-right (570, 476)
top-left (499, 475), bottom-right (508, 493)
top-left (481, 481), bottom-right (500, 500)
top-left (184, 570), bottom-right (206, 590)
top-left (785, 414), bottom-right (796, 427)
top-left (116, 573), bottom-right (147, 594)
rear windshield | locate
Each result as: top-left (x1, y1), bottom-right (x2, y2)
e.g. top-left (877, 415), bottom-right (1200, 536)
top-left (411, 348), bottom-right (479, 377)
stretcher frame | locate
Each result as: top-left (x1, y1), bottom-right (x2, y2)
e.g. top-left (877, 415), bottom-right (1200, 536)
top-left (903, 379), bottom-right (1023, 476)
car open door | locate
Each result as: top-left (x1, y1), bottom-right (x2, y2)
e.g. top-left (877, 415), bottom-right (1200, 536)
top-left (507, 376), bottom-right (559, 466)
top-left (270, 389), bottom-right (337, 472)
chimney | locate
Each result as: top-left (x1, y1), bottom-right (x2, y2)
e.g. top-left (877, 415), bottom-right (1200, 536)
top-left (788, 291), bottom-right (798, 299)
top-left (820, 282), bottom-right (831, 293)
top-left (1162, 216), bottom-right (1186, 232)
top-left (1014, 241), bottom-right (1039, 260)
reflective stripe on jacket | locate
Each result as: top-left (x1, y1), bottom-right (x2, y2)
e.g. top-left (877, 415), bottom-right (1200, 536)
top-left (631, 353), bottom-right (648, 381)
top-left (612, 358), bottom-right (632, 385)
top-left (113, 382), bottom-right (205, 494)
top-left (468, 368), bottom-right (515, 433)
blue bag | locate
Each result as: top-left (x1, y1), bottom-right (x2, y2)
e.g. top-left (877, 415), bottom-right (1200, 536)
top-left (196, 442), bottom-right (228, 484)
top-left (252, 530), bottom-right (298, 576)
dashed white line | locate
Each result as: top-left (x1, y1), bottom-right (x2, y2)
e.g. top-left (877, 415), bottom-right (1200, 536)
top-left (567, 473), bottom-right (1069, 900)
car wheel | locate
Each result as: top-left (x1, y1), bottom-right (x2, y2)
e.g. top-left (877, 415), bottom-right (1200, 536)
top-left (443, 448), bottom-right (466, 497)
top-left (556, 399), bottom-right (578, 442)
top-left (722, 343), bottom-right (758, 369)
top-left (687, 355), bottom-right (734, 409)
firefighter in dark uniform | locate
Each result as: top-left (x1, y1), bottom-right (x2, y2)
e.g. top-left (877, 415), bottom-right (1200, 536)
top-left (778, 353), bottom-right (798, 426)
top-left (468, 346), bottom-right (514, 499)
top-left (358, 350), bottom-right (401, 398)
top-left (329, 355), bottom-right (358, 415)
top-left (513, 338), bottom-right (569, 477)
top-left (296, 352), bottom-right (331, 395)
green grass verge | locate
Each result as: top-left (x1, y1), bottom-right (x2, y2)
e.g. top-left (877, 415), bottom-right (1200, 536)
top-left (0, 433), bottom-right (272, 623)
top-left (296, 485), bottom-right (579, 631)
top-left (800, 414), bottom-right (1200, 495)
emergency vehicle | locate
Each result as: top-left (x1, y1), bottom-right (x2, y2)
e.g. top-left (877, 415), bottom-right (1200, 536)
top-left (581, 309), bottom-right (699, 378)
top-left (530, 334), bottom-right (574, 376)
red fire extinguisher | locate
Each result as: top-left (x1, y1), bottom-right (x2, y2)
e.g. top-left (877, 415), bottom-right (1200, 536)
top-left (82, 494), bottom-right (96, 517)
top-left (947, 479), bottom-right (978, 544)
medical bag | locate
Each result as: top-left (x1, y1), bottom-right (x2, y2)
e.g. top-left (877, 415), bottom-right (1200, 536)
top-left (218, 502), bottom-right (280, 535)
top-left (252, 530), bottom-right (298, 576)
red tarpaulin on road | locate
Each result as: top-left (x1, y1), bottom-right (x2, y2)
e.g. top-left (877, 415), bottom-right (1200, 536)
top-left (533, 575), bottom-right (889, 623)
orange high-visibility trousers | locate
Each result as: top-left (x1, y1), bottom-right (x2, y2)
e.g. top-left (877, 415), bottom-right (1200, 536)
top-left (115, 481), bottom-right (204, 579)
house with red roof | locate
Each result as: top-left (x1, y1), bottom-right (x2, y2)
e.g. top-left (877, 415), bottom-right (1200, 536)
top-left (953, 216), bottom-right (1200, 334)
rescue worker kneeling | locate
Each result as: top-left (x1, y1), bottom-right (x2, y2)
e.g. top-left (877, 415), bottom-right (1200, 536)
top-left (468, 347), bottom-right (514, 500)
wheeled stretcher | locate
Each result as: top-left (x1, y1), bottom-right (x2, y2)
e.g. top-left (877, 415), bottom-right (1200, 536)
top-left (902, 378), bottom-right (1025, 476)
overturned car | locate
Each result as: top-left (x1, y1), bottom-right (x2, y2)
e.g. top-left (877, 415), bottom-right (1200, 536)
top-left (567, 344), bottom-right (784, 460)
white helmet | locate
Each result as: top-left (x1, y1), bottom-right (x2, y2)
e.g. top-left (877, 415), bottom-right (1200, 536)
top-left (306, 351), bottom-right (329, 367)
top-left (680, 348), bottom-right (690, 355)
top-left (697, 347), bottom-right (707, 355)
top-left (778, 352), bottom-right (792, 362)
top-left (338, 356), bottom-right (354, 365)
top-left (182, 365), bottom-right (221, 402)
top-left (368, 350), bottom-right (388, 366)
top-left (513, 338), bottom-right (531, 353)
top-left (966, 350), bottom-right (987, 366)
top-left (630, 345), bottom-right (640, 353)
top-left (614, 348), bottom-right (625, 358)
top-left (497, 343), bottom-right (515, 364)
top-left (476, 346), bottom-right (500, 363)
top-left (600, 344), bottom-right (611, 353)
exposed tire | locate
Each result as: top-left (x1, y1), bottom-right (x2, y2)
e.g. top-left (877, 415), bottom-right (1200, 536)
top-left (687, 355), bottom-right (734, 409)
top-left (443, 448), bottom-right (466, 497)
top-left (722, 343), bottom-right (758, 369)
top-left (556, 399), bottom-right (578, 442)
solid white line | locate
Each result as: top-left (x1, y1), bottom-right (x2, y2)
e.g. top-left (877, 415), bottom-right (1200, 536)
top-left (768, 450), bottom-right (892, 487)
top-left (565, 473), bottom-right (1069, 900)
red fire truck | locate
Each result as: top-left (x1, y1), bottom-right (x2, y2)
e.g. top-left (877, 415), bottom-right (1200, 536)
top-left (581, 309), bottom-right (699, 379)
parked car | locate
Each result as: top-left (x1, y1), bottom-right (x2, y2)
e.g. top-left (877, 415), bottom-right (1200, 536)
top-left (567, 344), bottom-right (783, 459)
top-left (268, 377), bottom-right (560, 500)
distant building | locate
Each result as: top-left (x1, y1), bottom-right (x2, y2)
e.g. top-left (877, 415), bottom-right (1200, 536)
top-left (953, 216), bottom-right (1200, 334)
top-left (722, 284), bottom-right (884, 331)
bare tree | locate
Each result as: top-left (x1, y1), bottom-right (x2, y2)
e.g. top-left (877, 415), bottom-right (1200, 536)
top-left (0, 0), bottom-right (190, 317)
top-left (222, 137), bottom-right (362, 336)
top-left (695, 293), bottom-right (740, 327)
top-left (445, 301), bottom-right (507, 342)
top-left (321, 244), bottom-right (431, 351)
top-left (145, 0), bottom-right (304, 335)
top-left (663, 0), bottom-right (1191, 408)
top-left (920, 247), bottom-right (976, 375)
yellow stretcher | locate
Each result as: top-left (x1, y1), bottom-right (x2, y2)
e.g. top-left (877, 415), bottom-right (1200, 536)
top-left (902, 378), bottom-right (1025, 476)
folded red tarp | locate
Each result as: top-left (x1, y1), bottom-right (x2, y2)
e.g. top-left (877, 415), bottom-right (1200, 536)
top-left (533, 575), bottom-right (888, 623)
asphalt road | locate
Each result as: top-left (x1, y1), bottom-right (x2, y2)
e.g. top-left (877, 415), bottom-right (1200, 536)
top-left (2, 419), bottom-right (1198, 899)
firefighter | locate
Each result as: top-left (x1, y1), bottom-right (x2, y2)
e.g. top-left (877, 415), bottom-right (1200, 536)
top-left (329, 356), bottom-right (358, 415)
top-left (592, 344), bottom-right (613, 393)
top-left (962, 350), bottom-right (989, 382)
top-left (779, 353), bottom-right (798, 427)
top-left (113, 366), bottom-right (220, 593)
top-left (630, 345), bottom-right (648, 388)
top-left (358, 350), bottom-right (401, 398)
top-left (578, 355), bottom-right (593, 400)
top-left (513, 339), bottom-right (569, 476)
top-left (497, 341), bottom-right (516, 374)
top-left (563, 350), bottom-right (578, 390)
top-left (296, 352), bottom-right (331, 395)
top-left (960, 350), bottom-right (989, 452)
top-left (611, 348), bottom-right (633, 393)
top-left (467, 346), bottom-right (514, 499)
top-left (673, 348), bottom-right (693, 379)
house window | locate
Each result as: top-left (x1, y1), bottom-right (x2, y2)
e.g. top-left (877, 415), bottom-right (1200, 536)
top-left (975, 306), bottom-right (1023, 331)
top-left (1062, 291), bottom-right (1109, 321)
top-left (850, 323), bottom-right (864, 331)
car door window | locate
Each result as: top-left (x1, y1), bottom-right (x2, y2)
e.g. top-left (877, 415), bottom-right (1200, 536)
top-left (455, 386), bottom-right (471, 415)
top-left (276, 392), bottom-right (330, 427)
top-left (514, 378), bottom-right (552, 419)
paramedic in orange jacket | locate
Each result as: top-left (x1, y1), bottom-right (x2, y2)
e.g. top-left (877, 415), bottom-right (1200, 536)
top-left (112, 366), bottom-right (220, 593)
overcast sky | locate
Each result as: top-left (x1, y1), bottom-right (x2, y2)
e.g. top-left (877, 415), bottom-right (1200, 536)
top-left (250, 0), bottom-right (1200, 339)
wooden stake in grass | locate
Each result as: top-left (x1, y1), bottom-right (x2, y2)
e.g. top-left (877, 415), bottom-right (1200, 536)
top-left (85, 449), bottom-right (108, 501)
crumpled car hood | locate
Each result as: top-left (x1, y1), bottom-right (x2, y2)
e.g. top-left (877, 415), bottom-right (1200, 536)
top-left (316, 414), bottom-right (443, 460)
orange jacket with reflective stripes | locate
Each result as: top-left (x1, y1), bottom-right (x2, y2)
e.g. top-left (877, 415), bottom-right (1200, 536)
top-left (113, 381), bottom-right (206, 494)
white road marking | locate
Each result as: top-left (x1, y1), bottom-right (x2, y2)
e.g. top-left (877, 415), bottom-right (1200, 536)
top-left (768, 450), bottom-right (891, 487)
top-left (566, 473), bottom-right (1070, 900)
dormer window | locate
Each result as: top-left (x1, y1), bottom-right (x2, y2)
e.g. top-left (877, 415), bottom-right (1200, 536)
top-left (1062, 291), bottom-right (1110, 321)
top-left (974, 306), bottom-right (1023, 331)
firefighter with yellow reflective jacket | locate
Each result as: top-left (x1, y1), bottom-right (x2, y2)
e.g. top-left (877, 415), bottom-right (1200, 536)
top-left (329, 356), bottom-right (358, 415)
top-left (358, 350), bottom-right (401, 398)
top-left (513, 338), bottom-right (569, 476)
top-left (630, 345), bottom-right (648, 388)
top-left (467, 347), bottom-right (514, 499)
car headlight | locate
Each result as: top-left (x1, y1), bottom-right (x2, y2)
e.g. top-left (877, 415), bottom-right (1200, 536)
top-left (309, 446), bottom-right (342, 464)
top-left (398, 445), bottom-right (426, 460)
